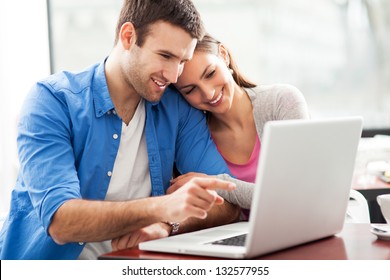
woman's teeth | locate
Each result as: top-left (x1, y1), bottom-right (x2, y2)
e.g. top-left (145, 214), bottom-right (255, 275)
top-left (209, 92), bottom-right (222, 105)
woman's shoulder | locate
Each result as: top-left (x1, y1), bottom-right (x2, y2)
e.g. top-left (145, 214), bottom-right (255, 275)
top-left (248, 84), bottom-right (305, 105)
top-left (249, 84), bottom-right (303, 98)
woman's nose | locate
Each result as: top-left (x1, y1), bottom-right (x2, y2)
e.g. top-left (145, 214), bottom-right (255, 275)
top-left (202, 85), bottom-right (215, 101)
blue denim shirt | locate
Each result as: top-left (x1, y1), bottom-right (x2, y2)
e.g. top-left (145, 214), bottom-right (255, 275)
top-left (0, 61), bottom-right (230, 259)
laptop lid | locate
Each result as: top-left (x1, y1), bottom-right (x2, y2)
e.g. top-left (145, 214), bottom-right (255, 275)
top-left (139, 117), bottom-right (363, 259)
top-left (245, 116), bottom-right (362, 258)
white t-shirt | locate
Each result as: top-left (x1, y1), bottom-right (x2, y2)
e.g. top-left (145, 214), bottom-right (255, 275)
top-left (78, 99), bottom-right (151, 259)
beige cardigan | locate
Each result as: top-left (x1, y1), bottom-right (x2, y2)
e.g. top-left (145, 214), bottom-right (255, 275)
top-left (216, 84), bottom-right (310, 209)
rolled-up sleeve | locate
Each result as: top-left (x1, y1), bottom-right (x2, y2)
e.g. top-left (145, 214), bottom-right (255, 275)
top-left (17, 83), bottom-right (81, 233)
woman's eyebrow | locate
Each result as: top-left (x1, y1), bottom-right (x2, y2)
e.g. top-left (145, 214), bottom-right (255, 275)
top-left (200, 64), bottom-right (212, 79)
top-left (179, 84), bottom-right (194, 90)
top-left (178, 64), bottom-right (213, 90)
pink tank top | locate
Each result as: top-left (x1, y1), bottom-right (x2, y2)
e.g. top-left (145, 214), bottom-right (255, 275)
top-left (222, 136), bottom-right (260, 184)
top-left (215, 136), bottom-right (261, 220)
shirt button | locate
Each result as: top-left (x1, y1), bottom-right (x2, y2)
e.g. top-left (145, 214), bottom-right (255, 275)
top-left (113, 134), bottom-right (118, 139)
top-left (107, 110), bottom-right (111, 115)
top-left (78, 242), bottom-right (84, 246)
top-left (112, 110), bottom-right (117, 115)
top-left (107, 171), bottom-right (112, 177)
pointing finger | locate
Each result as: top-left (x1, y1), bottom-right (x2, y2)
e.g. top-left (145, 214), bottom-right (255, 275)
top-left (190, 177), bottom-right (236, 191)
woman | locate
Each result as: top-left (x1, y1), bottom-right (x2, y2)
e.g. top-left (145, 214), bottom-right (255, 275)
top-left (170, 34), bottom-right (310, 215)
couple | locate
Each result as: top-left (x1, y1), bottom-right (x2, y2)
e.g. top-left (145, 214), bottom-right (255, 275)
top-left (0, 0), bottom-right (309, 260)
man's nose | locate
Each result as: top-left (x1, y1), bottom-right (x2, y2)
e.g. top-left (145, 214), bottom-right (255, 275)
top-left (164, 63), bottom-right (183, 84)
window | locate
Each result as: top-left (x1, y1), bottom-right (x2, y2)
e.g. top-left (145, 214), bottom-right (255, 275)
top-left (48, 0), bottom-right (390, 129)
top-left (48, 0), bottom-right (122, 72)
top-left (0, 0), bottom-right (50, 214)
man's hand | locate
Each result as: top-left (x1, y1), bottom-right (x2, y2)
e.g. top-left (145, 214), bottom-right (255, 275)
top-left (162, 177), bottom-right (235, 222)
top-left (111, 222), bottom-right (171, 251)
top-left (168, 172), bottom-right (211, 194)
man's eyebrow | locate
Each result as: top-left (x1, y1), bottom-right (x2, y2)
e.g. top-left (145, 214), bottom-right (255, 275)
top-left (159, 50), bottom-right (178, 58)
top-left (158, 49), bottom-right (190, 62)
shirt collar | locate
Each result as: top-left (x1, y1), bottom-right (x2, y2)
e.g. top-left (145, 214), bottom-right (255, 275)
top-left (91, 58), bottom-right (173, 117)
top-left (92, 58), bottom-right (115, 118)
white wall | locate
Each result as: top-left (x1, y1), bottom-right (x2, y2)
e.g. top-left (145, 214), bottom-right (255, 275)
top-left (0, 0), bottom-right (50, 214)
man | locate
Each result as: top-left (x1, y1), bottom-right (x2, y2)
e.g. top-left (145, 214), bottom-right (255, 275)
top-left (0, 0), bottom-right (239, 259)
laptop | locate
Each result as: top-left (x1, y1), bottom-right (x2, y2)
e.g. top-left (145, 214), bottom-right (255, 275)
top-left (139, 117), bottom-right (363, 259)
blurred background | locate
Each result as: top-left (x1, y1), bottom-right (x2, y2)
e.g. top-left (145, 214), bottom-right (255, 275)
top-left (1, 0), bottom-right (389, 216)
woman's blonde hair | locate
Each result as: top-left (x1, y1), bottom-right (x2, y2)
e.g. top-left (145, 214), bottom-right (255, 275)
top-left (195, 34), bottom-right (256, 88)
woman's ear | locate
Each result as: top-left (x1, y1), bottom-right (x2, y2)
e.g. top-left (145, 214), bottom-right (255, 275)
top-left (218, 44), bottom-right (230, 67)
top-left (119, 22), bottom-right (137, 50)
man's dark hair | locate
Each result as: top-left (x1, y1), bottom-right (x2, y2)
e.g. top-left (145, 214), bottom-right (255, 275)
top-left (114, 0), bottom-right (205, 46)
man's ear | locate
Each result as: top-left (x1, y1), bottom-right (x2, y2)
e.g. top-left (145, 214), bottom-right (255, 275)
top-left (218, 44), bottom-right (230, 67)
top-left (119, 22), bottom-right (137, 50)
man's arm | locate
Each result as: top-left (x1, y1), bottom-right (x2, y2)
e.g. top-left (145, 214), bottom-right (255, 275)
top-left (110, 175), bottom-right (241, 252)
top-left (111, 199), bottom-right (240, 251)
top-left (49, 177), bottom-right (235, 244)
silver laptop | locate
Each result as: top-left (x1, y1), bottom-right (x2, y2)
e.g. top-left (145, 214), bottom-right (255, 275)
top-left (139, 117), bottom-right (363, 259)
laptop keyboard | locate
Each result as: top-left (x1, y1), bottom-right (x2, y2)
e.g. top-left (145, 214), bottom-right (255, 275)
top-left (209, 234), bottom-right (247, 246)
